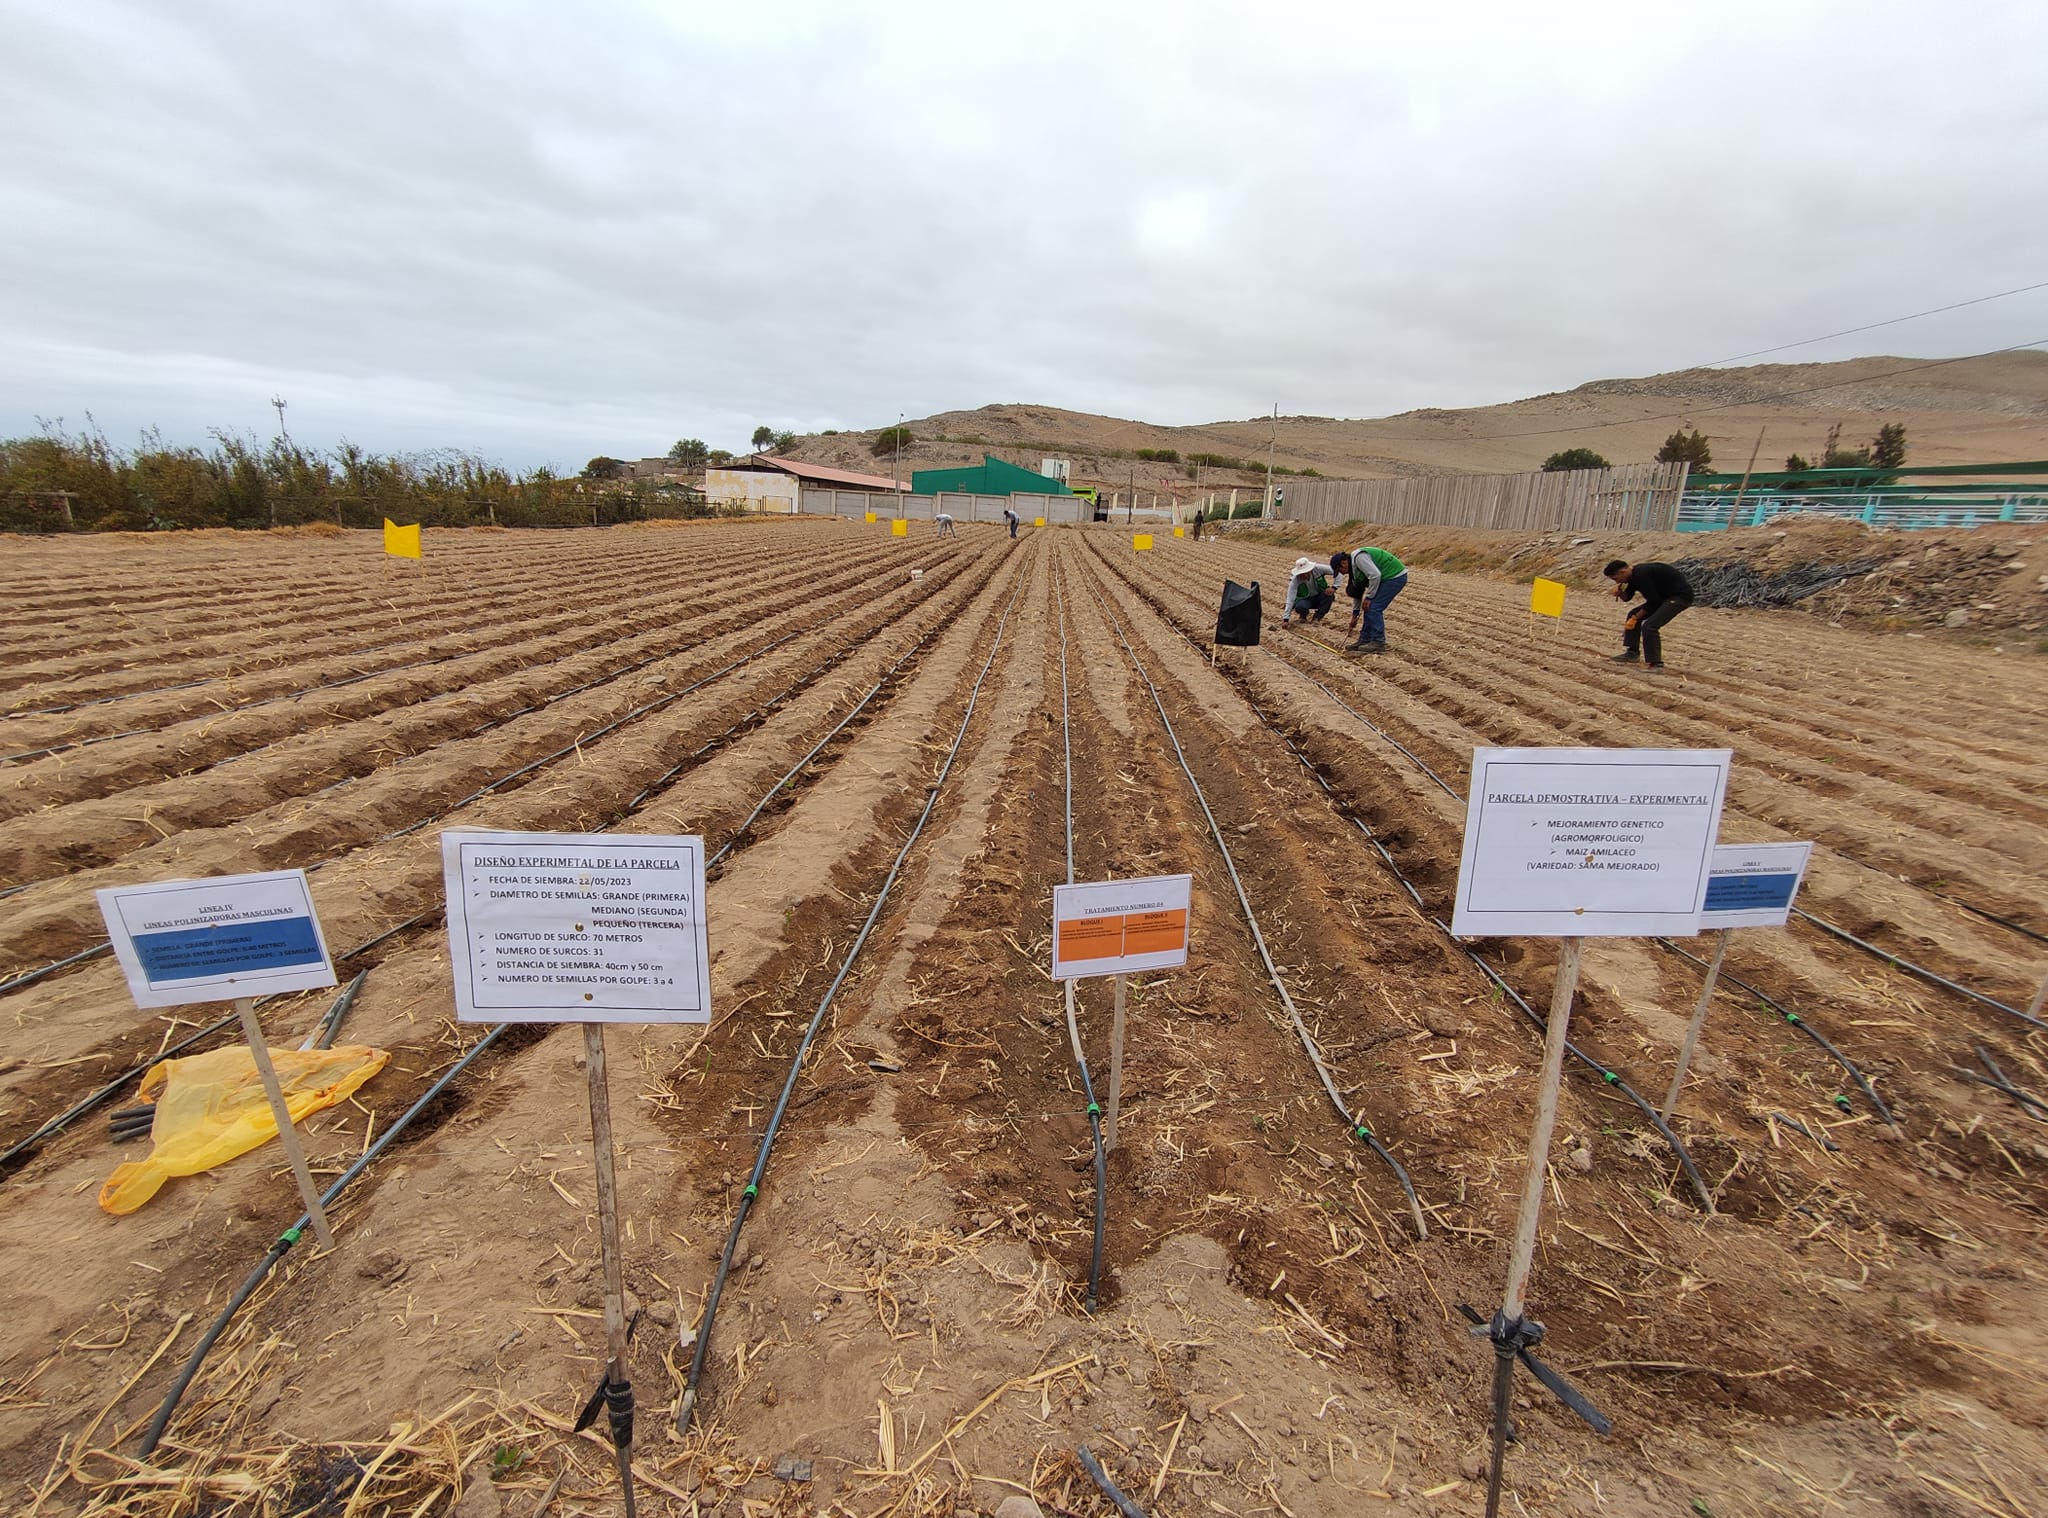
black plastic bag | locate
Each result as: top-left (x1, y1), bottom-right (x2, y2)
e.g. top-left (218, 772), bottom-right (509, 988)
top-left (1215, 580), bottom-right (1262, 647)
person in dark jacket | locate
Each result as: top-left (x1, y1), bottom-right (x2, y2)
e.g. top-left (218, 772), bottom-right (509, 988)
top-left (1190, 506), bottom-right (1206, 540)
top-left (1603, 559), bottom-right (1693, 670)
top-left (1003, 506), bottom-right (1019, 538)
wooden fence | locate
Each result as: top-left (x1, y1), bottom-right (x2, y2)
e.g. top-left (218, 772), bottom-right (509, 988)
top-left (1271, 462), bottom-right (1688, 532)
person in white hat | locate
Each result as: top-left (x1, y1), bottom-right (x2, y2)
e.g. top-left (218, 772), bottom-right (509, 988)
top-left (1279, 556), bottom-right (1334, 626)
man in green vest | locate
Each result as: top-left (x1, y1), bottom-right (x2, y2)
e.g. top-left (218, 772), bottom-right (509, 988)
top-left (1330, 546), bottom-right (1408, 653)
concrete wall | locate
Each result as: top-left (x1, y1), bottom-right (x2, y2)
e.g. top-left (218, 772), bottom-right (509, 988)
top-left (705, 469), bottom-right (800, 514)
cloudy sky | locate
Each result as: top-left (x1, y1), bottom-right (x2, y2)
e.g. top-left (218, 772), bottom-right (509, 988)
top-left (4, 0), bottom-right (2046, 469)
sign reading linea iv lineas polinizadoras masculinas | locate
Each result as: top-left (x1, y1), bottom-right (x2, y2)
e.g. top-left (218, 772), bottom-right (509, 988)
top-left (97, 869), bottom-right (337, 1008)
top-left (442, 830), bottom-right (712, 1023)
top-left (1450, 747), bottom-right (1733, 939)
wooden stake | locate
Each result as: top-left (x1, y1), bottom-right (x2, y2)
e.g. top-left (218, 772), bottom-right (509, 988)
top-left (1105, 973), bottom-right (1128, 1152)
top-left (583, 1022), bottom-right (637, 1518)
top-left (1486, 937), bottom-right (1582, 1518)
top-left (234, 996), bottom-right (335, 1251)
top-left (1503, 938), bottom-right (1580, 1318)
top-left (1662, 928), bottom-right (1731, 1122)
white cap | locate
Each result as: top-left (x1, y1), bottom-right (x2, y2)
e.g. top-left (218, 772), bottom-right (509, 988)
top-left (1292, 557), bottom-right (1319, 576)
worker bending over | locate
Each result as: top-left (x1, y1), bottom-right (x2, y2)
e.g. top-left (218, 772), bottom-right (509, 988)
top-left (934, 511), bottom-right (956, 537)
top-left (1330, 545), bottom-right (1408, 653)
top-left (1602, 558), bottom-right (1693, 671)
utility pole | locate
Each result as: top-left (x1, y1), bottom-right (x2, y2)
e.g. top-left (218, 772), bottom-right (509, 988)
top-left (892, 411), bottom-right (904, 518)
top-left (268, 395), bottom-right (288, 528)
top-left (1263, 403), bottom-right (1278, 519)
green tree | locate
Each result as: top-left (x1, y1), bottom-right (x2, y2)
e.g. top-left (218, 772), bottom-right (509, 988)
top-left (773, 430), bottom-right (797, 453)
top-left (871, 425), bottom-right (915, 457)
top-left (751, 425), bottom-right (775, 453)
top-left (708, 449), bottom-right (733, 466)
top-left (667, 438), bottom-right (708, 470)
top-left (1541, 447), bottom-right (1611, 472)
top-left (1655, 428), bottom-right (1713, 473)
top-left (584, 457), bottom-right (625, 480)
top-left (1871, 422), bottom-right (1907, 470)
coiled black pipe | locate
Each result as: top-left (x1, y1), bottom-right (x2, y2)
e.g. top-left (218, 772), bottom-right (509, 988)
top-left (679, 563), bottom-right (1025, 1430)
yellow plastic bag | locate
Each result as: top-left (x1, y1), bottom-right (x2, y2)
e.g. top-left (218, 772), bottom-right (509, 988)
top-left (99, 1043), bottom-right (389, 1215)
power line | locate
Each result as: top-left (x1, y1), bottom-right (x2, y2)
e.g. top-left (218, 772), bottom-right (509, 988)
top-left (1697, 278), bottom-right (2048, 369)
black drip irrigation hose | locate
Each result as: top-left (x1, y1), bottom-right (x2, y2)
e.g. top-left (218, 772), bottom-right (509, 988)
top-left (0, 568), bottom-right (936, 998)
top-left (6, 676), bottom-right (212, 720)
top-left (1078, 554), bottom-right (1427, 1239)
top-left (1052, 563), bottom-right (1110, 1312)
top-left (1077, 1445), bottom-right (1150, 1518)
top-left (124, 555), bottom-right (997, 1453)
top-left (1932, 893), bottom-right (2048, 947)
top-left (1446, 932), bottom-right (1716, 1212)
top-left (0, 567), bottom-right (983, 1170)
top-left (678, 564), bottom-right (1026, 1431)
top-left (0, 1008), bottom-right (237, 1173)
top-left (1089, 551), bottom-right (1848, 1201)
top-left (136, 1024), bottom-right (509, 1456)
top-left (1097, 547), bottom-right (1712, 1211)
top-left (1655, 939), bottom-right (1897, 1125)
top-left (1264, 633), bottom-right (1464, 802)
top-left (704, 611), bottom-right (957, 870)
top-left (2, 534), bottom-right (790, 735)
top-left (1792, 908), bottom-right (2046, 1034)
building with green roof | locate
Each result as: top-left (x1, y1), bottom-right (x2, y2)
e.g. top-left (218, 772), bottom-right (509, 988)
top-left (911, 454), bottom-right (1073, 497)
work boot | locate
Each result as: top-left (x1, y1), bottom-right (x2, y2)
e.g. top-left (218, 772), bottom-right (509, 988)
top-left (1347, 639), bottom-right (1386, 654)
top-left (1611, 650), bottom-right (1640, 663)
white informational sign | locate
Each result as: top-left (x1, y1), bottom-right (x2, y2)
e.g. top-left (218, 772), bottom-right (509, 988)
top-left (96, 869), bottom-right (337, 1009)
top-left (1701, 841), bottom-right (1813, 930)
top-left (1052, 874), bottom-right (1192, 981)
top-left (442, 831), bottom-right (713, 1024)
top-left (1450, 748), bottom-right (1733, 939)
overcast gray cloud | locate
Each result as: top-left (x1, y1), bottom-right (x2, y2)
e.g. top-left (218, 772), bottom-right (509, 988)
top-left (4, 0), bottom-right (2046, 469)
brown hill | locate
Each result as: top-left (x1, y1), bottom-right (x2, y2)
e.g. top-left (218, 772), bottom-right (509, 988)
top-left (786, 351), bottom-right (2048, 495)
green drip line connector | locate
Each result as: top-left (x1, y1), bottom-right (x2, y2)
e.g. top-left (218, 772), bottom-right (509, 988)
top-left (1785, 1012), bottom-right (1803, 1025)
top-left (1602, 1071), bottom-right (1619, 1084)
top-left (1087, 1103), bottom-right (1101, 1117)
top-left (1833, 1094), bottom-right (1852, 1112)
top-left (280, 1225), bottom-right (302, 1246)
top-left (743, 1183), bottom-right (758, 1199)
top-left (1353, 1124), bottom-right (1373, 1141)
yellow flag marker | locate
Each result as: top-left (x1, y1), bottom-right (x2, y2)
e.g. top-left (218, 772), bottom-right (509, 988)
top-left (383, 519), bottom-right (421, 559)
top-left (865, 512), bottom-right (877, 523)
top-left (1173, 526), bottom-right (1185, 537)
top-left (1530, 577), bottom-right (1566, 618)
top-left (891, 518), bottom-right (909, 537)
top-left (1133, 534), bottom-right (1153, 550)
top-left (1035, 517), bottom-right (1046, 527)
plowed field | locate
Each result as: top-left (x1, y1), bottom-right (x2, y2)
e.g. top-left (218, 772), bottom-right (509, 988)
top-left (2, 521), bottom-right (2044, 1518)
